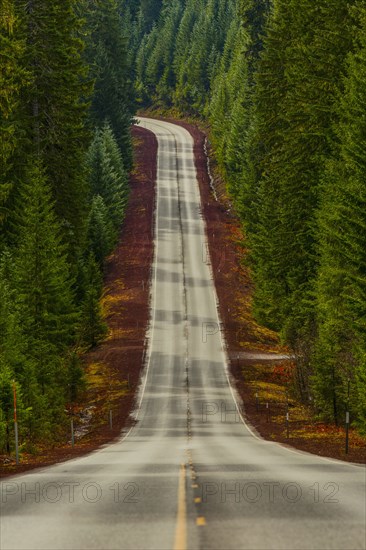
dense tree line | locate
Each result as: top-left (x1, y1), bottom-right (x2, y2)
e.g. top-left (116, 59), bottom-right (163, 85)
top-left (3, 0), bottom-right (366, 451)
top-left (128, 0), bottom-right (366, 431)
top-left (0, 0), bottom-right (134, 452)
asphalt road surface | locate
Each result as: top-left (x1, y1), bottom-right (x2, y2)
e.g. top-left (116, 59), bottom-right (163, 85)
top-left (1, 118), bottom-right (365, 550)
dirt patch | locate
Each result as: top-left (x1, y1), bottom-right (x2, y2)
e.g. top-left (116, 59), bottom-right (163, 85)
top-left (0, 126), bottom-right (157, 478)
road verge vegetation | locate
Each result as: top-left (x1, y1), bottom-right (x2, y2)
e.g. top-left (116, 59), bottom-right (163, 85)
top-left (0, 126), bottom-right (157, 477)
top-left (143, 110), bottom-right (366, 464)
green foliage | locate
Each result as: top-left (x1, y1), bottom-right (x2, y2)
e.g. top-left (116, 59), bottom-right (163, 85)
top-left (13, 0), bottom-right (92, 256)
top-left (14, 164), bottom-right (78, 353)
top-left (129, 0), bottom-right (366, 431)
top-left (139, 0), bottom-right (163, 32)
top-left (6, 165), bottom-right (77, 438)
top-left (209, 17), bottom-right (250, 188)
top-left (3, 0), bottom-right (366, 448)
top-left (0, 0), bottom-right (30, 234)
top-left (145, 1), bottom-right (183, 104)
top-left (66, 351), bottom-right (86, 403)
top-left (81, 121), bottom-right (130, 349)
top-left (134, 0), bottom-right (237, 114)
top-left (87, 195), bottom-right (115, 266)
top-left (0, 0), bottom-right (135, 453)
top-left (79, 254), bottom-right (108, 348)
top-left (86, 0), bottom-right (135, 169)
top-left (87, 124), bottom-right (129, 236)
top-left (314, 2), bottom-right (366, 427)
top-left (240, 0), bottom-right (354, 341)
top-left (0, 368), bottom-right (16, 453)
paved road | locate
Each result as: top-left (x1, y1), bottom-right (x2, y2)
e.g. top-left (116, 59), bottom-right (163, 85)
top-left (1, 118), bottom-right (365, 550)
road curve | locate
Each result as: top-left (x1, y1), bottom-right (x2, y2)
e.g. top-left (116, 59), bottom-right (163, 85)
top-left (1, 118), bottom-right (365, 550)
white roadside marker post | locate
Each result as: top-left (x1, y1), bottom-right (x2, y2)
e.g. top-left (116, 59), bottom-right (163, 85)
top-left (13, 381), bottom-right (19, 465)
top-left (345, 378), bottom-right (350, 454)
top-left (71, 418), bottom-right (75, 448)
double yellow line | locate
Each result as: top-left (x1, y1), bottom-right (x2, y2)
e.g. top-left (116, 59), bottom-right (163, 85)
top-left (174, 463), bottom-right (187, 550)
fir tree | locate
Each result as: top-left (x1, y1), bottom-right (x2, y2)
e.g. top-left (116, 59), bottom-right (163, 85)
top-left (314, 2), bottom-right (366, 428)
top-left (12, 163), bottom-right (77, 433)
top-left (87, 126), bottom-right (128, 233)
top-left (79, 253), bottom-right (107, 348)
top-left (87, 195), bottom-right (114, 266)
top-left (16, 0), bottom-right (92, 255)
top-left (14, 164), bottom-right (77, 351)
top-left (138, 0), bottom-right (163, 33)
top-left (102, 123), bottom-right (129, 226)
top-left (242, 0), bottom-right (354, 346)
top-left (0, 0), bottom-right (29, 236)
top-left (145, 1), bottom-right (183, 104)
top-left (86, 0), bottom-right (134, 168)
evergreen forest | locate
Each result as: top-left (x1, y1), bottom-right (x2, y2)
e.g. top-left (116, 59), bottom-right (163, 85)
top-left (124, 0), bottom-right (366, 431)
top-left (0, 0), bottom-right (134, 452)
top-left (2, 0), bottom-right (366, 454)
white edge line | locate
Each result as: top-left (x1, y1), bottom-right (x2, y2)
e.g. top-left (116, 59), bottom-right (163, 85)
top-left (139, 117), bottom-right (364, 469)
top-left (2, 120), bottom-right (161, 479)
top-left (194, 122), bottom-right (364, 470)
top-left (3, 118), bottom-right (363, 480)
top-left (117, 118), bottom-right (162, 443)
top-left (61, 118), bottom-right (366, 467)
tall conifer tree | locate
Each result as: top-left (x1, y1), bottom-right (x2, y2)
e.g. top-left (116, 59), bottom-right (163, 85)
top-left (13, 164), bottom-right (77, 429)
top-left (15, 0), bottom-right (91, 254)
top-left (0, 0), bottom-right (29, 238)
top-left (86, 0), bottom-right (134, 168)
top-left (315, 2), bottom-right (366, 427)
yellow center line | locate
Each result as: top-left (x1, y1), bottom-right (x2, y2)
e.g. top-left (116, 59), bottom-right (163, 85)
top-left (174, 463), bottom-right (187, 550)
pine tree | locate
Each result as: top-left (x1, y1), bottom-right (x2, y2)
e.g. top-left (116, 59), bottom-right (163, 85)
top-left (209, 16), bottom-right (249, 186)
top-left (314, 3), bottom-right (366, 428)
top-left (135, 0), bottom-right (237, 114)
top-left (12, 164), bottom-right (78, 435)
top-left (135, 32), bottom-right (154, 103)
top-left (145, 0), bottom-right (183, 104)
top-left (242, 0), bottom-right (354, 344)
top-left (178, 4), bottom-right (218, 113)
top-left (87, 195), bottom-right (114, 266)
top-left (15, 0), bottom-right (91, 255)
top-left (102, 123), bottom-right (129, 226)
top-left (138, 0), bottom-right (163, 33)
top-left (66, 351), bottom-right (85, 403)
top-left (0, 251), bottom-right (36, 403)
top-left (14, 164), bottom-right (77, 351)
top-left (172, 0), bottom-right (198, 108)
top-left (79, 253), bottom-right (107, 348)
top-left (239, 0), bottom-right (271, 78)
top-left (239, 0), bottom-right (297, 331)
top-left (87, 125), bottom-right (129, 233)
top-left (0, 0), bottom-right (29, 237)
top-left (86, 0), bottom-right (134, 168)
